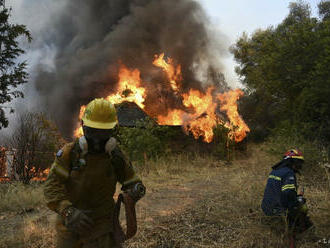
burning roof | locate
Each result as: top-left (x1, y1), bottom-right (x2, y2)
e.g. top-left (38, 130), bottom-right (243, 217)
top-left (74, 53), bottom-right (250, 143)
top-left (116, 101), bottom-right (153, 127)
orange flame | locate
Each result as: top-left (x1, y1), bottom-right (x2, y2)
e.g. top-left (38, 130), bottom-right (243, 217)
top-left (73, 53), bottom-right (250, 143)
top-left (158, 87), bottom-right (218, 143)
top-left (153, 53), bottom-right (182, 93)
top-left (0, 146), bottom-right (51, 182)
top-left (183, 87), bottom-right (218, 143)
top-left (74, 65), bottom-right (147, 138)
top-left (107, 65), bottom-right (146, 109)
top-left (157, 109), bottom-right (185, 126)
top-left (218, 89), bottom-right (250, 142)
top-left (31, 167), bottom-right (50, 181)
top-left (74, 105), bottom-right (85, 138)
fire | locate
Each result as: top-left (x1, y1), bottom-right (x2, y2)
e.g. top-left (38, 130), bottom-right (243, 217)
top-left (157, 109), bottom-right (184, 126)
top-left (0, 146), bottom-right (8, 182)
top-left (107, 65), bottom-right (146, 109)
top-left (73, 53), bottom-right (250, 143)
top-left (31, 167), bottom-right (50, 181)
top-left (74, 105), bottom-right (85, 138)
top-left (182, 88), bottom-right (218, 143)
top-left (153, 53), bottom-right (181, 93)
top-left (0, 146), bottom-right (51, 182)
top-left (218, 89), bottom-right (250, 142)
top-left (74, 65), bottom-right (147, 137)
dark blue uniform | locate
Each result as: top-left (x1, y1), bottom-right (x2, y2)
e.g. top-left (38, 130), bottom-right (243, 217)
top-left (262, 166), bottom-right (298, 216)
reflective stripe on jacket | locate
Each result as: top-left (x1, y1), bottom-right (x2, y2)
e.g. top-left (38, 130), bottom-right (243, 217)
top-left (261, 166), bottom-right (298, 216)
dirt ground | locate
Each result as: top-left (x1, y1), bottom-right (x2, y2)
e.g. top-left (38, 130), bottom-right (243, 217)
top-left (0, 147), bottom-right (329, 248)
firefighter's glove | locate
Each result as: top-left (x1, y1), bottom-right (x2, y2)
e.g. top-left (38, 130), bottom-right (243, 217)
top-left (299, 203), bottom-right (309, 214)
top-left (297, 195), bottom-right (308, 213)
top-left (62, 206), bottom-right (94, 234)
top-left (297, 195), bottom-right (306, 204)
top-left (124, 182), bottom-right (146, 202)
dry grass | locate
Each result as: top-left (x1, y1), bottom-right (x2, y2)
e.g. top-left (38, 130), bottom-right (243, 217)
top-left (0, 182), bottom-right (44, 212)
top-left (0, 144), bottom-right (329, 248)
top-left (127, 144), bottom-right (330, 248)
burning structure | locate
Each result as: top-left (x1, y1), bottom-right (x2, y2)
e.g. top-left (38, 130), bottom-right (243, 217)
top-left (26, 0), bottom-right (248, 141)
top-left (116, 102), bottom-right (153, 127)
top-left (74, 54), bottom-right (250, 143)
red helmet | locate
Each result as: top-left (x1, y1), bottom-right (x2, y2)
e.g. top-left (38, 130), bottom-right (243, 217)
top-left (283, 149), bottom-right (304, 161)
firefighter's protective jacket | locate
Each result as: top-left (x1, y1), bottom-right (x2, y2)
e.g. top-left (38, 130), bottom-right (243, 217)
top-left (43, 138), bottom-right (140, 241)
top-left (261, 166), bottom-right (299, 216)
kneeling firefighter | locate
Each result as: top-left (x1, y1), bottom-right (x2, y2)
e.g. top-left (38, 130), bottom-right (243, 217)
top-left (261, 149), bottom-right (313, 235)
top-left (44, 98), bottom-right (146, 248)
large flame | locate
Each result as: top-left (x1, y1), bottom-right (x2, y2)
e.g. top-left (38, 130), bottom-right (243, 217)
top-left (153, 53), bottom-right (181, 93)
top-left (106, 65), bottom-right (146, 108)
top-left (74, 53), bottom-right (250, 143)
top-left (218, 89), bottom-right (250, 142)
top-left (73, 65), bottom-right (146, 136)
top-left (182, 87), bottom-right (218, 143)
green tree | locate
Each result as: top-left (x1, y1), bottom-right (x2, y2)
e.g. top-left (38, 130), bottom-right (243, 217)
top-left (0, 3), bottom-right (31, 129)
top-left (318, 0), bottom-right (330, 20)
top-left (231, 1), bottom-right (330, 143)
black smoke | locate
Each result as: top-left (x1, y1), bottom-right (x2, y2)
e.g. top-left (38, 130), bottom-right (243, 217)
top-left (32, 0), bottom-right (228, 138)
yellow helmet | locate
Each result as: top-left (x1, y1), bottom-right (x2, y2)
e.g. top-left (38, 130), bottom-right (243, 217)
top-left (82, 98), bottom-right (118, 129)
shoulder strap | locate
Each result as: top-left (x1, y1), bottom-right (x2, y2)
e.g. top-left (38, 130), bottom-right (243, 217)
top-left (69, 139), bottom-right (83, 171)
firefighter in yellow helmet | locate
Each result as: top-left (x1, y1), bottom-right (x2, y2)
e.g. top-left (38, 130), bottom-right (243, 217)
top-left (44, 98), bottom-right (145, 248)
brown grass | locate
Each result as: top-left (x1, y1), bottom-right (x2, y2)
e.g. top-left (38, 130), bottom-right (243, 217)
top-left (0, 182), bottom-right (44, 212)
top-left (0, 144), bottom-right (329, 248)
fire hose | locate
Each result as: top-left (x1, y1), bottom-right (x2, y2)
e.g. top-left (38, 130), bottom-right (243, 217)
top-left (113, 182), bottom-right (146, 247)
top-left (113, 193), bottom-right (137, 246)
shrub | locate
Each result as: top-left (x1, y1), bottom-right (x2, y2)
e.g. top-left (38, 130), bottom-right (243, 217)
top-left (118, 118), bottom-right (179, 162)
top-left (212, 124), bottom-right (234, 160)
top-left (265, 121), bottom-right (330, 184)
top-left (7, 112), bottom-right (64, 183)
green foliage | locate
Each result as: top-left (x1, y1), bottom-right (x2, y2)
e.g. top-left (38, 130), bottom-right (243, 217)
top-left (0, 4), bottom-right (32, 129)
top-left (232, 1), bottom-right (330, 144)
top-left (118, 118), bottom-right (179, 162)
top-left (212, 124), bottom-right (233, 160)
top-left (266, 121), bottom-right (324, 165)
top-left (318, 0), bottom-right (330, 20)
top-left (264, 121), bottom-right (330, 184)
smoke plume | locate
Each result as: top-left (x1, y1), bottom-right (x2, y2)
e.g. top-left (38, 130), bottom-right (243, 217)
top-left (25, 0), bottom-right (229, 138)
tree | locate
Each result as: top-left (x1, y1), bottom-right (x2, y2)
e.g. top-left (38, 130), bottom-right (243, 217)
top-left (231, 2), bottom-right (330, 144)
top-left (318, 0), bottom-right (330, 20)
top-left (0, 3), bottom-right (31, 129)
top-left (9, 112), bottom-right (65, 183)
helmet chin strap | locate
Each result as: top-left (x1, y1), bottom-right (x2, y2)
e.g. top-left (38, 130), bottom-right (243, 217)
top-left (79, 136), bottom-right (117, 155)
